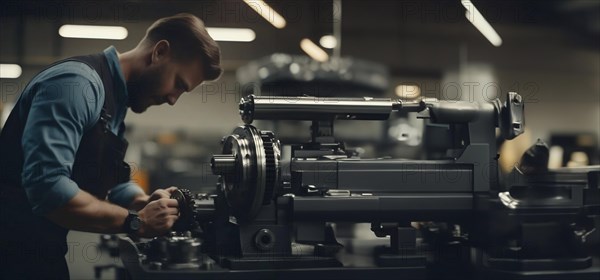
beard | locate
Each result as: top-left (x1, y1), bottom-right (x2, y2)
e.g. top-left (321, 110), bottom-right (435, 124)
top-left (126, 66), bottom-right (164, 113)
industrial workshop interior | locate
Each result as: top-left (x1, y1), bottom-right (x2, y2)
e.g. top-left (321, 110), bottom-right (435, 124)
top-left (0, 0), bottom-right (599, 279)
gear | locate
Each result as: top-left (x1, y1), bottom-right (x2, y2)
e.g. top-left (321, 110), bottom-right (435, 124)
top-left (260, 131), bottom-right (279, 205)
top-left (171, 188), bottom-right (195, 232)
top-left (211, 125), bottom-right (280, 223)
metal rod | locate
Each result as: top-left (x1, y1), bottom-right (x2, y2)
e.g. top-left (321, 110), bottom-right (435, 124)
top-left (240, 95), bottom-right (394, 123)
top-left (211, 155), bottom-right (236, 175)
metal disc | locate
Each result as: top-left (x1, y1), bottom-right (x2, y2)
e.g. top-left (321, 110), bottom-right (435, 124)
top-left (220, 125), bottom-right (266, 222)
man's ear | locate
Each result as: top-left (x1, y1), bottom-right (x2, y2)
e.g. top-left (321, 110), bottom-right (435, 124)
top-left (151, 40), bottom-right (171, 64)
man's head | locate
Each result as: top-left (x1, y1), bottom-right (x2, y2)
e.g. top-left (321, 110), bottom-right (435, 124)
top-left (127, 13), bottom-right (222, 113)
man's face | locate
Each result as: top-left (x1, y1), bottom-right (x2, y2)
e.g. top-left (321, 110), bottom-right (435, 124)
top-left (127, 46), bottom-right (205, 113)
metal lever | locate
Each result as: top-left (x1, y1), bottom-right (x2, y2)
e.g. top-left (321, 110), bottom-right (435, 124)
top-left (500, 92), bottom-right (525, 140)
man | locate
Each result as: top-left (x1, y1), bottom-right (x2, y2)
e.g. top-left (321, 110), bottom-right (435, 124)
top-left (0, 13), bottom-right (222, 279)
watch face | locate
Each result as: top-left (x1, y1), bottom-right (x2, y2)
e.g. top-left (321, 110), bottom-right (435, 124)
top-left (130, 217), bottom-right (141, 231)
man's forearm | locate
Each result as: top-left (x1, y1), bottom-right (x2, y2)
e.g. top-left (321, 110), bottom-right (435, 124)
top-left (45, 190), bottom-right (128, 234)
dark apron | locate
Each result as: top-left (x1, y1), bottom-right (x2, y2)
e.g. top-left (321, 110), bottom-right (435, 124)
top-left (0, 53), bottom-right (130, 279)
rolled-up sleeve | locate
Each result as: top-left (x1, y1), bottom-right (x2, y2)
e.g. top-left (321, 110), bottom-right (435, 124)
top-left (108, 181), bottom-right (145, 208)
top-left (21, 62), bottom-right (104, 215)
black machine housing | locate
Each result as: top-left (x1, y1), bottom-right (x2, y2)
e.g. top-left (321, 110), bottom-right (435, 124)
top-left (119, 93), bottom-right (600, 279)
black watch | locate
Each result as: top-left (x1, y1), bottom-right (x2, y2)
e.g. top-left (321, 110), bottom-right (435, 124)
top-left (123, 210), bottom-right (142, 235)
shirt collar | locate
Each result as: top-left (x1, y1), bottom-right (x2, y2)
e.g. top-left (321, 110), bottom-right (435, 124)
top-left (103, 46), bottom-right (128, 107)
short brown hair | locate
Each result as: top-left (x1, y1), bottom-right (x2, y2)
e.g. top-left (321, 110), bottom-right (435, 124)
top-left (142, 13), bottom-right (222, 81)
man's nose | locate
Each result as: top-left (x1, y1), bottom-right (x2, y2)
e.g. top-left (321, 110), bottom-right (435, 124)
top-left (167, 92), bottom-right (182, 106)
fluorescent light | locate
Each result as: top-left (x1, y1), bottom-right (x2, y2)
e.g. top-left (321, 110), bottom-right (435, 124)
top-left (0, 64), bottom-right (22, 79)
top-left (395, 84), bottom-right (421, 99)
top-left (300, 39), bottom-right (329, 62)
top-left (59, 25), bottom-right (128, 40)
top-left (242, 0), bottom-right (287, 29)
top-left (207, 27), bottom-right (256, 42)
top-left (461, 0), bottom-right (502, 47)
top-left (319, 35), bottom-right (337, 49)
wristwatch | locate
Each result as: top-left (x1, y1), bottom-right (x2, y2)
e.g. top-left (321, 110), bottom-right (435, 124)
top-left (123, 209), bottom-right (142, 235)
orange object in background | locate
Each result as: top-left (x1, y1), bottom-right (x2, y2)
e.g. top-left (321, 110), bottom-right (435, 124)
top-left (157, 132), bottom-right (178, 145)
top-left (131, 167), bottom-right (150, 193)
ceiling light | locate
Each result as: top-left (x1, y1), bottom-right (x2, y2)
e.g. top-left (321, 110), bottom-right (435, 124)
top-left (319, 35), bottom-right (337, 49)
top-left (243, 0), bottom-right (287, 29)
top-left (300, 39), bottom-right (329, 62)
top-left (461, 0), bottom-right (502, 47)
top-left (0, 64), bottom-right (22, 79)
top-left (207, 27), bottom-right (256, 42)
top-left (59, 25), bottom-right (128, 40)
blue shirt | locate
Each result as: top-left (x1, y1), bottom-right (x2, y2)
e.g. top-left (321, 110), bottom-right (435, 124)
top-left (17, 46), bottom-right (144, 215)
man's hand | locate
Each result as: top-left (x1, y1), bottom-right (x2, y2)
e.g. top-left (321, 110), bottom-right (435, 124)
top-left (138, 198), bottom-right (179, 237)
top-left (148, 186), bottom-right (179, 202)
top-left (129, 186), bottom-right (179, 211)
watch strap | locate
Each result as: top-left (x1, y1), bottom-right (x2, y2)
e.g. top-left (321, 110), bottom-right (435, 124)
top-left (123, 209), bottom-right (140, 235)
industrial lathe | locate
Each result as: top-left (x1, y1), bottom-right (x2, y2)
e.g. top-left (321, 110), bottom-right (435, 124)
top-left (119, 93), bottom-right (600, 279)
